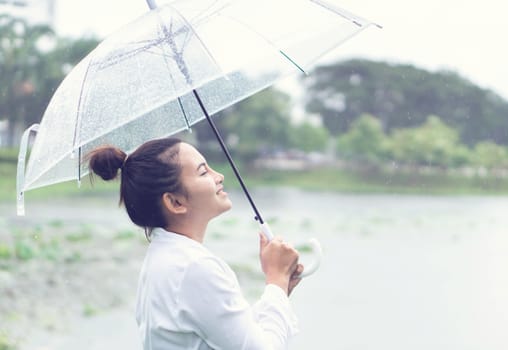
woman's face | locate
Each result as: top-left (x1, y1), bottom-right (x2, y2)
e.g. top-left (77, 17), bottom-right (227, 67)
top-left (177, 143), bottom-right (232, 219)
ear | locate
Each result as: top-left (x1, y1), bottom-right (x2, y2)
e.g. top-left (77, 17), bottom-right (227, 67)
top-left (162, 193), bottom-right (188, 215)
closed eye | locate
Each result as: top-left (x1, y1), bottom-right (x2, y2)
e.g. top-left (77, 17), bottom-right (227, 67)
top-left (197, 162), bottom-right (207, 176)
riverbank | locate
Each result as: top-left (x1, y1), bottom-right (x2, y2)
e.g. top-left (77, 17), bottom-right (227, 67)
top-left (4, 158), bottom-right (508, 203)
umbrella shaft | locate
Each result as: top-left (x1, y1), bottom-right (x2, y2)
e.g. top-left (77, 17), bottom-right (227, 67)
top-left (192, 89), bottom-right (266, 225)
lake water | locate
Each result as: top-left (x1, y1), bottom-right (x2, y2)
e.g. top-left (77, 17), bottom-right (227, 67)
top-left (213, 189), bottom-right (508, 350)
top-left (6, 189), bottom-right (508, 349)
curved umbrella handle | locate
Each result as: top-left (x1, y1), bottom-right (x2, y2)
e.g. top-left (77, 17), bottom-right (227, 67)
top-left (294, 238), bottom-right (322, 278)
top-left (17, 124), bottom-right (39, 216)
top-left (260, 222), bottom-right (322, 278)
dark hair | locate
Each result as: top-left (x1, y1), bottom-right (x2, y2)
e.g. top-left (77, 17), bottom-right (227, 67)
top-left (87, 137), bottom-right (184, 231)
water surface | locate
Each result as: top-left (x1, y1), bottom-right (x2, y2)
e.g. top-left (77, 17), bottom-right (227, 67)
top-left (5, 189), bottom-right (507, 350)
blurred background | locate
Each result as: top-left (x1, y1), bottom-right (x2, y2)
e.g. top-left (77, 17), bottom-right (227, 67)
top-left (1, 1), bottom-right (507, 350)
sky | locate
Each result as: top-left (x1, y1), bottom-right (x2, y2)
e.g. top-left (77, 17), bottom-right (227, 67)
top-left (52, 0), bottom-right (508, 100)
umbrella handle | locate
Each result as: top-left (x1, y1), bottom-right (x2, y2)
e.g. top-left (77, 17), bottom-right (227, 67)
top-left (260, 222), bottom-right (322, 278)
top-left (16, 124), bottom-right (40, 216)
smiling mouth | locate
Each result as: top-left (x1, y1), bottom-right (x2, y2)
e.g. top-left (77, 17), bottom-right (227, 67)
top-left (217, 187), bottom-right (229, 196)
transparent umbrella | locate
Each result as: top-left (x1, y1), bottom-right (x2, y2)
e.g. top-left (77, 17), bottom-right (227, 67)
top-left (17, 0), bottom-right (379, 275)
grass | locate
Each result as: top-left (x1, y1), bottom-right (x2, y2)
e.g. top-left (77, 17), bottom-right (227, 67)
top-left (0, 162), bottom-right (118, 202)
top-left (3, 153), bottom-right (508, 203)
top-left (219, 164), bottom-right (508, 195)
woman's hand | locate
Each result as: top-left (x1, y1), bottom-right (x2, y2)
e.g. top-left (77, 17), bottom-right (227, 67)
top-left (259, 233), bottom-right (300, 295)
top-left (288, 264), bottom-right (304, 296)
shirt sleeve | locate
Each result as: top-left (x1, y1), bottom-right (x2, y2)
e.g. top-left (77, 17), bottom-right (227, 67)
top-left (177, 256), bottom-right (298, 350)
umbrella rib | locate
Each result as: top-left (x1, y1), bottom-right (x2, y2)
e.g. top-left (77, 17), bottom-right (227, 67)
top-left (185, 1), bottom-right (230, 28)
top-left (176, 97), bottom-right (192, 130)
top-left (216, 13), bottom-right (309, 74)
top-left (156, 21), bottom-right (193, 130)
top-left (72, 60), bottom-right (93, 153)
top-left (309, 0), bottom-right (374, 28)
top-left (165, 4), bottom-right (225, 79)
top-left (92, 38), bottom-right (171, 70)
top-left (162, 19), bottom-right (192, 85)
top-left (278, 50), bottom-right (307, 74)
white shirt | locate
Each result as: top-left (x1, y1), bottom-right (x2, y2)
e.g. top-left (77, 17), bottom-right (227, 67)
top-left (135, 227), bottom-right (299, 350)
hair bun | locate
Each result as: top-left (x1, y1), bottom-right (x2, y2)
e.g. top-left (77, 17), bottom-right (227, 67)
top-left (87, 145), bottom-right (126, 181)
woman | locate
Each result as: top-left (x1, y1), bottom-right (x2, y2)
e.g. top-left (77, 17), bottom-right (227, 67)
top-left (87, 137), bottom-right (303, 350)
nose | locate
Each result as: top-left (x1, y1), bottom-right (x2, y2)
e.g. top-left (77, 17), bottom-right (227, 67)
top-left (212, 168), bottom-right (224, 184)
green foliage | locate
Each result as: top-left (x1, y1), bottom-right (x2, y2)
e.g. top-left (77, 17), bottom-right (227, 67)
top-left (14, 239), bottom-right (35, 260)
top-left (304, 59), bottom-right (508, 146)
top-left (0, 243), bottom-right (12, 259)
top-left (114, 229), bottom-right (136, 240)
top-left (289, 122), bottom-right (329, 152)
top-left (388, 116), bottom-right (469, 167)
top-left (0, 14), bottom-right (98, 146)
top-left (0, 333), bottom-right (17, 350)
top-left (195, 88), bottom-right (293, 161)
top-left (0, 15), bottom-right (55, 145)
top-left (337, 114), bottom-right (389, 163)
top-left (82, 303), bottom-right (98, 317)
top-left (336, 114), bottom-right (508, 170)
top-left (65, 227), bottom-right (93, 242)
top-left (0, 148), bottom-right (17, 162)
top-left (470, 141), bottom-right (508, 168)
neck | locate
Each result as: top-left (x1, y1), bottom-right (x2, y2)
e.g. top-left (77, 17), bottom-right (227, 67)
top-left (165, 215), bottom-right (208, 243)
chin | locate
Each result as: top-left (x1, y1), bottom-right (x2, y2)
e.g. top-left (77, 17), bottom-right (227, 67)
top-left (223, 199), bottom-right (233, 212)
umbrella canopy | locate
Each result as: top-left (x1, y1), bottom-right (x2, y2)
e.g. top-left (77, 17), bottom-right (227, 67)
top-left (17, 0), bottom-right (377, 214)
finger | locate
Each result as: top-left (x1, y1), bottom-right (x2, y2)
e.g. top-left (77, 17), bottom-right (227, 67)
top-left (282, 240), bottom-right (293, 249)
top-left (288, 277), bottom-right (302, 296)
top-left (273, 236), bottom-right (284, 243)
top-left (290, 263), bottom-right (304, 278)
top-left (287, 257), bottom-right (299, 274)
top-left (290, 277), bottom-right (302, 287)
top-left (259, 232), bottom-right (268, 249)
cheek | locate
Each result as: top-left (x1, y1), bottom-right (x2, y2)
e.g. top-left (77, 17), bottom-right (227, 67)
top-left (186, 179), bottom-right (214, 199)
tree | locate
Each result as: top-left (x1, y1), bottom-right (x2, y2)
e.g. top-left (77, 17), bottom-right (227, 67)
top-left (195, 88), bottom-right (293, 162)
top-left (470, 141), bottom-right (508, 169)
top-left (0, 14), bottom-right (99, 146)
top-left (23, 37), bottom-right (98, 128)
top-left (303, 59), bottom-right (508, 146)
top-left (336, 114), bottom-right (388, 164)
top-left (0, 15), bottom-right (54, 146)
top-left (388, 115), bottom-right (470, 168)
top-left (289, 122), bottom-right (329, 153)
